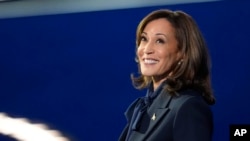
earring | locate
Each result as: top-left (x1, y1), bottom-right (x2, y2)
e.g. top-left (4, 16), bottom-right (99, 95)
top-left (178, 59), bottom-right (183, 65)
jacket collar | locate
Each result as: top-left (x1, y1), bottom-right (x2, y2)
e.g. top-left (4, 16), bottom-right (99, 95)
top-left (123, 89), bottom-right (172, 141)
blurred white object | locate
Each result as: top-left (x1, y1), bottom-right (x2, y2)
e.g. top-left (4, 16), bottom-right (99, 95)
top-left (0, 0), bottom-right (220, 19)
top-left (0, 113), bottom-right (69, 141)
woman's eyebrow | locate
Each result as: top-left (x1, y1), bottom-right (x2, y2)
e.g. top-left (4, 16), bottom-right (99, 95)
top-left (155, 33), bottom-right (167, 38)
top-left (141, 32), bottom-right (167, 38)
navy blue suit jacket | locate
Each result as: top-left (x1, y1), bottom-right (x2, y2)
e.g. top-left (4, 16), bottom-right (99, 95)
top-left (119, 89), bottom-right (213, 141)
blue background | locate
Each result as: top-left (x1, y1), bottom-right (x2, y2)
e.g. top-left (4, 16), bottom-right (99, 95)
top-left (0, 0), bottom-right (249, 141)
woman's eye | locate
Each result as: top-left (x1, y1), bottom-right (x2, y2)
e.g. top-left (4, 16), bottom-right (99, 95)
top-left (156, 39), bottom-right (165, 44)
top-left (140, 36), bottom-right (147, 41)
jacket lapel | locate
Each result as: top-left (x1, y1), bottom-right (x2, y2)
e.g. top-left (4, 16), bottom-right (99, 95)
top-left (124, 98), bottom-right (141, 122)
top-left (141, 90), bottom-right (172, 140)
top-left (119, 98), bottom-right (141, 141)
top-left (121, 91), bottom-right (172, 141)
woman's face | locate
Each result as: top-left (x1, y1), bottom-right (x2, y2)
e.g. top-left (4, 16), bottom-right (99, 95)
top-left (137, 18), bottom-right (182, 81)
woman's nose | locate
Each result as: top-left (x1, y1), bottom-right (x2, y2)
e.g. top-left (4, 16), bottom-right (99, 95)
top-left (143, 43), bottom-right (154, 54)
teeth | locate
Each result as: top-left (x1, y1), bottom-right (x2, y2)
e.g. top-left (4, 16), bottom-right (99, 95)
top-left (144, 59), bottom-right (158, 64)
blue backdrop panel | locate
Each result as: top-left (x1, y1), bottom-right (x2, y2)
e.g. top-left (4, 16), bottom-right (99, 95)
top-left (0, 0), bottom-right (249, 141)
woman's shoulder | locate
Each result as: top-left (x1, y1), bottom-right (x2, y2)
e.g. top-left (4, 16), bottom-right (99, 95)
top-left (173, 89), bottom-right (205, 101)
top-left (170, 89), bottom-right (211, 111)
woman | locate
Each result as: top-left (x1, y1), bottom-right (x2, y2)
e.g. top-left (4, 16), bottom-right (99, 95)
top-left (119, 9), bottom-right (215, 141)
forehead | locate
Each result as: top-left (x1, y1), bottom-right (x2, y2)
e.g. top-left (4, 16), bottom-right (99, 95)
top-left (143, 18), bottom-right (175, 34)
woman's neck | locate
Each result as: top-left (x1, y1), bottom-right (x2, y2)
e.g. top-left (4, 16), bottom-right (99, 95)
top-left (152, 77), bottom-right (167, 91)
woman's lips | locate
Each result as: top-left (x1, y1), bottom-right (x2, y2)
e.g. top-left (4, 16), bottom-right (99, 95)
top-left (143, 58), bottom-right (159, 64)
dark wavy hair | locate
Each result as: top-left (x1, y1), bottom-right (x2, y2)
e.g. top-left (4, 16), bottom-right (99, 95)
top-left (131, 9), bottom-right (215, 105)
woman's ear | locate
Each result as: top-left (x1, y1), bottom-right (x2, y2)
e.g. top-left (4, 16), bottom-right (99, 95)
top-left (177, 50), bottom-right (185, 62)
top-left (176, 50), bottom-right (186, 66)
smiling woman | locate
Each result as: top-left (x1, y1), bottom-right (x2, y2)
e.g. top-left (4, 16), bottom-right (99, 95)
top-left (119, 9), bottom-right (215, 141)
top-left (137, 18), bottom-right (181, 89)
